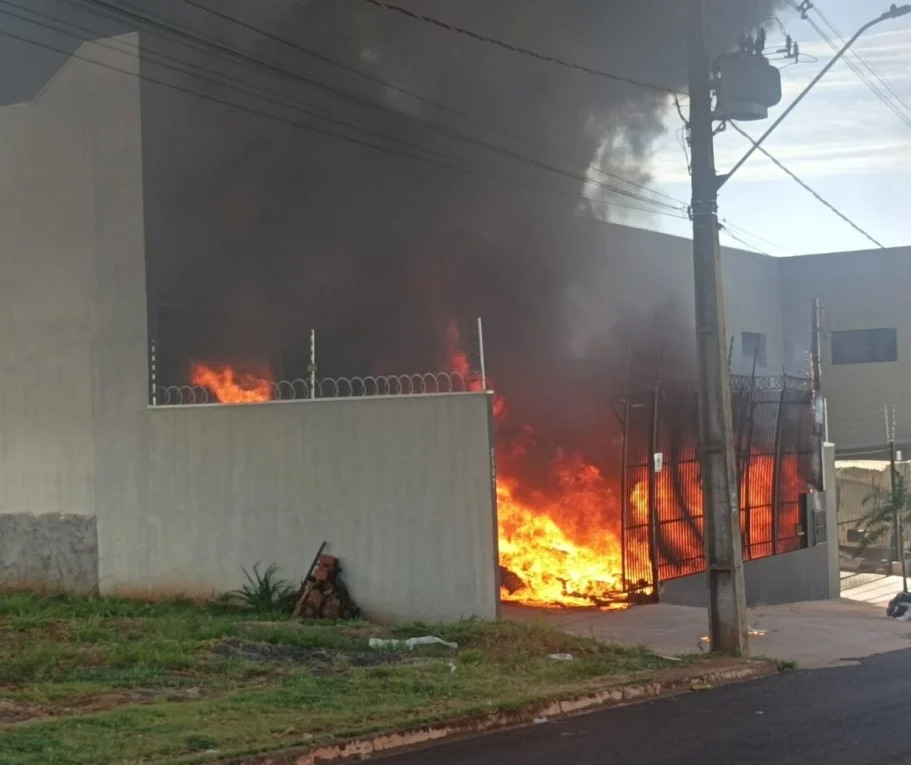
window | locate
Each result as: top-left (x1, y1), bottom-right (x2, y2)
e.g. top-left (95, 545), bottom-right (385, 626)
top-left (741, 331), bottom-right (766, 367)
top-left (831, 328), bottom-right (897, 365)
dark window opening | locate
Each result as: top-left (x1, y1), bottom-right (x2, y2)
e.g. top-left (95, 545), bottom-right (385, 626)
top-left (831, 328), bottom-right (897, 365)
top-left (742, 331), bottom-right (767, 368)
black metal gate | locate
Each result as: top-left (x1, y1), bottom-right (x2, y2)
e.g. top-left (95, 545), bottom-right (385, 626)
top-left (621, 374), bottom-right (822, 596)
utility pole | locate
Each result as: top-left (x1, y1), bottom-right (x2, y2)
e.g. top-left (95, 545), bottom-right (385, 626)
top-left (682, 5), bottom-right (906, 652)
top-left (886, 406), bottom-right (908, 592)
top-left (688, 0), bottom-right (748, 655)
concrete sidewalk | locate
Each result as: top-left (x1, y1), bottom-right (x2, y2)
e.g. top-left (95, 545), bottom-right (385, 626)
top-left (841, 573), bottom-right (906, 608)
top-left (504, 598), bottom-right (911, 669)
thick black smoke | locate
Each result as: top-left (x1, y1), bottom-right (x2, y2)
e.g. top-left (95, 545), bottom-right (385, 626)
top-left (1, 0), bottom-right (782, 471)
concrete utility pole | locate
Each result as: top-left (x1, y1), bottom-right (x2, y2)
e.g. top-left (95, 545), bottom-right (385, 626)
top-left (686, 0), bottom-right (910, 657)
top-left (688, 0), bottom-right (748, 655)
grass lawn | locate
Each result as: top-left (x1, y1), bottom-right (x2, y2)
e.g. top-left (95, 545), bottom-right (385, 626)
top-left (0, 592), bottom-right (688, 765)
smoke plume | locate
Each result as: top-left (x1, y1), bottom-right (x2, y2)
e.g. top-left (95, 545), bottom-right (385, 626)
top-left (0, 0), bottom-right (784, 470)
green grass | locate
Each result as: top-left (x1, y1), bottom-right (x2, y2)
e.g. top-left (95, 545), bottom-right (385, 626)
top-left (0, 593), bottom-right (689, 765)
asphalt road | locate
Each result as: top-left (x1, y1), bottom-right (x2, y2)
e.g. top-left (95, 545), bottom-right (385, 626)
top-left (378, 649), bottom-right (911, 765)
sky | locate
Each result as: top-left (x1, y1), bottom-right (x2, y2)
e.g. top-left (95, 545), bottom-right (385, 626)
top-left (626, 0), bottom-right (911, 256)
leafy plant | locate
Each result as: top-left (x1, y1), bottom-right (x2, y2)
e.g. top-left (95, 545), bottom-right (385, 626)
top-left (855, 470), bottom-right (911, 556)
top-left (229, 563), bottom-right (297, 614)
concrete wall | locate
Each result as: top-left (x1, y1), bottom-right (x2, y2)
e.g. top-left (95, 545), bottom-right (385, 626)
top-left (559, 222), bottom-right (788, 378)
top-left (722, 248), bottom-right (787, 377)
top-left (105, 394), bottom-right (499, 623)
top-left (0, 37), bottom-right (139, 518)
top-left (0, 514), bottom-right (98, 592)
top-left (660, 544), bottom-right (833, 608)
top-left (781, 247), bottom-right (911, 456)
top-left (0, 35), bottom-right (146, 591)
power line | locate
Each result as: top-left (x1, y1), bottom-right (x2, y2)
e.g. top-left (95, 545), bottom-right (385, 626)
top-left (65, 0), bottom-right (687, 215)
top-left (728, 122), bottom-right (885, 249)
top-left (720, 219), bottom-right (791, 256)
top-left (0, 23), bottom-right (691, 225)
top-left (356, 0), bottom-right (684, 96)
top-left (808, 2), bottom-right (911, 127)
top-left (718, 225), bottom-right (773, 256)
top-left (814, 2), bottom-right (911, 111)
top-left (789, 0), bottom-right (911, 131)
top-left (807, 15), bottom-right (911, 130)
top-left (0, 1), bottom-right (431, 148)
top-left (178, 0), bottom-right (686, 209)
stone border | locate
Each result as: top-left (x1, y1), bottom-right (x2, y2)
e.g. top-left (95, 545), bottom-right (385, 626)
top-left (222, 658), bottom-right (780, 765)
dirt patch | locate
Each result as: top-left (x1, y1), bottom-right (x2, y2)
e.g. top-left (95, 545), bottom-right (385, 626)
top-left (0, 699), bottom-right (43, 724)
top-left (0, 688), bottom-right (206, 726)
top-left (211, 639), bottom-right (407, 675)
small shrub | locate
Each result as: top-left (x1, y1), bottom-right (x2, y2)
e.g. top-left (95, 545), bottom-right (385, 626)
top-left (228, 563), bottom-right (296, 615)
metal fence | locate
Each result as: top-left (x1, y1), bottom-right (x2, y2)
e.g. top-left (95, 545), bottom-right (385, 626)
top-left (621, 374), bottom-right (822, 595)
top-left (836, 462), bottom-right (904, 592)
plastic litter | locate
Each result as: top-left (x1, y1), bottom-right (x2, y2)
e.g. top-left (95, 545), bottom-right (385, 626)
top-left (548, 653), bottom-right (574, 661)
top-left (368, 636), bottom-right (458, 651)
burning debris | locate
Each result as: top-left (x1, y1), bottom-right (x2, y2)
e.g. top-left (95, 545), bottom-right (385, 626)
top-left (447, 322), bottom-right (629, 609)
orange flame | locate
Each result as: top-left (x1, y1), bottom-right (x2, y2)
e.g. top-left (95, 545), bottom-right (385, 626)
top-left (629, 453), bottom-right (803, 579)
top-left (190, 362), bottom-right (272, 404)
top-left (497, 458), bottom-right (625, 608)
top-left (445, 321), bottom-right (626, 609)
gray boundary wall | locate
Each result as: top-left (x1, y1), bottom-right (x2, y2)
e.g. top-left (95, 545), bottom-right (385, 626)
top-left (0, 514), bottom-right (98, 592)
top-left (99, 393), bottom-right (500, 624)
top-left (660, 443), bottom-right (839, 608)
top-left (659, 545), bottom-right (832, 608)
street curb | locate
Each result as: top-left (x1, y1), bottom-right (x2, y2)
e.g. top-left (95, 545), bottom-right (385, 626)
top-left (222, 658), bottom-right (780, 765)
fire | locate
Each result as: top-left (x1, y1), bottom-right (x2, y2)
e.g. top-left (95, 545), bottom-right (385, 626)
top-left (444, 320), bottom-right (627, 609)
top-left (190, 362), bottom-right (272, 404)
top-left (446, 319), bottom-right (805, 609)
top-left (497, 461), bottom-right (625, 608)
top-left (629, 453), bottom-right (803, 580)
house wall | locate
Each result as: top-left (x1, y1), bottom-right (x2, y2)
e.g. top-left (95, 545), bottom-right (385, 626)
top-left (110, 394), bottom-right (499, 623)
top-left (722, 249), bottom-right (787, 377)
top-left (781, 247), bottom-right (911, 456)
top-left (559, 222), bottom-right (788, 378)
top-left (0, 35), bottom-right (146, 589)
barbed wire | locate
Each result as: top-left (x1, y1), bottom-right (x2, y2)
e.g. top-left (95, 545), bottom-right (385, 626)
top-left (619, 372), bottom-right (814, 400)
top-left (154, 371), bottom-right (475, 406)
top-left (729, 373), bottom-right (814, 392)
